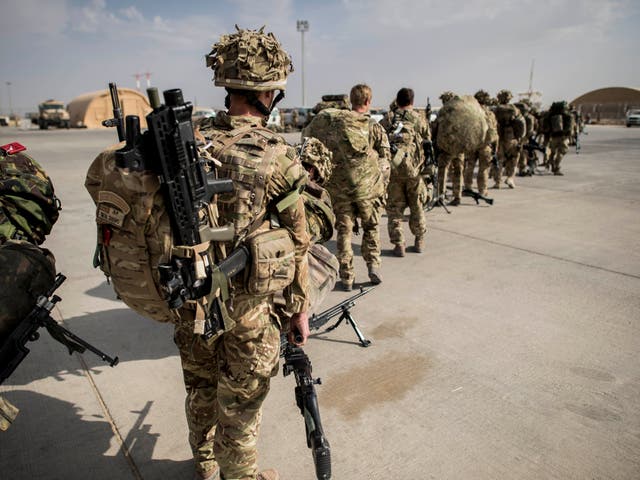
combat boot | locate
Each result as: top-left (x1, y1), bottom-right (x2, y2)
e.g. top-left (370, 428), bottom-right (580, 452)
top-left (341, 280), bottom-right (353, 292)
top-left (553, 170), bottom-right (564, 176)
top-left (448, 197), bottom-right (460, 206)
top-left (368, 265), bottom-right (382, 285)
top-left (256, 469), bottom-right (280, 480)
top-left (414, 236), bottom-right (425, 253)
top-left (505, 178), bottom-right (515, 189)
top-left (392, 244), bottom-right (405, 257)
top-left (194, 467), bottom-right (218, 480)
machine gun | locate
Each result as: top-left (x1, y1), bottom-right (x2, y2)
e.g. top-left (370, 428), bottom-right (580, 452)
top-left (0, 274), bottom-right (119, 385)
top-left (281, 335), bottom-right (331, 479)
top-left (103, 83), bottom-right (246, 338)
top-left (309, 286), bottom-right (373, 347)
top-left (462, 188), bottom-right (494, 205)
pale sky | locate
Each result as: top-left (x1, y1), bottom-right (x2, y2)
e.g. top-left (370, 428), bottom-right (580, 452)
top-left (1, 0), bottom-right (638, 115)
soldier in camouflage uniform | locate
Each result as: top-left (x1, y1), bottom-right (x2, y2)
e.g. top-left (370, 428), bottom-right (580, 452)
top-left (546, 101), bottom-right (575, 176)
top-left (302, 84), bottom-right (390, 291)
top-left (433, 91), bottom-right (464, 206)
top-left (0, 143), bottom-right (59, 431)
top-left (463, 90), bottom-right (498, 197)
top-left (180, 27), bottom-right (311, 480)
top-left (380, 87), bottom-right (429, 256)
top-left (515, 100), bottom-right (537, 176)
top-left (492, 89), bottom-right (526, 189)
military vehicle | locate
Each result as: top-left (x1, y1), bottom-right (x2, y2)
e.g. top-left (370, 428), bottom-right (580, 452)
top-left (37, 100), bottom-right (70, 129)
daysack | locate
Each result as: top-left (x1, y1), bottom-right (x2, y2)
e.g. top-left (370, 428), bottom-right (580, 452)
top-left (0, 143), bottom-right (60, 245)
top-left (385, 110), bottom-right (421, 176)
top-left (551, 114), bottom-right (564, 134)
top-left (0, 240), bottom-right (56, 343)
top-left (85, 145), bottom-right (179, 323)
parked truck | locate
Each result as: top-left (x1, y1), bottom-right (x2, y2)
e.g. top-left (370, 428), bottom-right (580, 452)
top-left (37, 100), bottom-right (70, 129)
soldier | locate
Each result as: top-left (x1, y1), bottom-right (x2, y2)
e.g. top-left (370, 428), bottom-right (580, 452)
top-left (433, 91), bottom-right (464, 206)
top-left (302, 84), bottom-right (390, 291)
top-left (492, 89), bottom-right (526, 189)
top-left (546, 101), bottom-right (575, 175)
top-left (464, 90), bottom-right (498, 197)
top-left (380, 87), bottom-right (429, 256)
top-left (188, 27), bottom-right (310, 480)
top-left (515, 100), bottom-right (536, 176)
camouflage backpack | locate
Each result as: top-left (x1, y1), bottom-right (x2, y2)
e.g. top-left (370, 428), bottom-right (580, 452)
top-left (494, 104), bottom-right (526, 141)
top-left (85, 144), bottom-right (179, 323)
top-left (436, 96), bottom-right (488, 155)
top-left (549, 102), bottom-right (573, 136)
top-left (302, 108), bottom-right (384, 201)
top-left (384, 109), bottom-right (423, 176)
top-left (0, 240), bottom-right (56, 344)
top-left (0, 143), bottom-right (61, 245)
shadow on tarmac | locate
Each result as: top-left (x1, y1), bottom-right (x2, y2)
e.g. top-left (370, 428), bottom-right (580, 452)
top-left (0, 391), bottom-right (192, 480)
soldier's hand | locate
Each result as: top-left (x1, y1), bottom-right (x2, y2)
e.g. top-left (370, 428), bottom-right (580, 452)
top-left (289, 311), bottom-right (310, 346)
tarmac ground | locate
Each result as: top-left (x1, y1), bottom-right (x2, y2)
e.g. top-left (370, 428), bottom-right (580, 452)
top-left (0, 125), bottom-right (639, 479)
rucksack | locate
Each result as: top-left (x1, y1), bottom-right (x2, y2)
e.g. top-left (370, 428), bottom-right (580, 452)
top-left (0, 143), bottom-right (60, 245)
top-left (0, 240), bottom-right (56, 343)
top-left (85, 144), bottom-right (179, 323)
top-left (385, 110), bottom-right (422, 176)
top-left (302, 108), bottom-right (384, 201)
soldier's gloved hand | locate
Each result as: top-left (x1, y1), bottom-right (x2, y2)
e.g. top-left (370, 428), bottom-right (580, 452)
top-left (289, 311), bottom-right (310, 346)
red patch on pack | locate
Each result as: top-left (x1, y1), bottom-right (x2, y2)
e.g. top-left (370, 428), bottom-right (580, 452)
top-left (0, 142), bottom-right (27, 155)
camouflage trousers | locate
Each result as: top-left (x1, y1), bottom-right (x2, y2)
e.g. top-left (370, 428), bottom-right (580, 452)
top-left (386, 175), bottom-right (427, 246)
top-left (174, 296), bottom-right (280, 480)
top-left (548, 136), bottom-right (569, 173)
top-left (463, 144), bottom-right (492, 196)
top-left (334, 198), bottom-right (382, 284)
top-left (437, 152), bottom-right (464, 200)
top-left (493, 139), bottom-right (520, 185)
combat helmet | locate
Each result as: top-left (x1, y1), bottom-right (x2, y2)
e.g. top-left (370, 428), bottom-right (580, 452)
top-left (298, 137), bottom-right (333, 185)
top-left (439, 91), bottom-right (456, 104)
top-left (496, 89), bottom-right (513, 104)
top-left (474, 89), bottom-right (491, 106)
top-left (206, 25), bottom-right (293, 92)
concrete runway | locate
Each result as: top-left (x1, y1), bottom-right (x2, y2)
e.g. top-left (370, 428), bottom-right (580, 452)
top-left (0, 125), bottom-right (639, 479)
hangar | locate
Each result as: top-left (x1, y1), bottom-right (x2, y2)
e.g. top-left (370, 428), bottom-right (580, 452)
top-left (67, 87), bottom-right (151, 129)
top-left (571, 87), bottom-right (640, 124)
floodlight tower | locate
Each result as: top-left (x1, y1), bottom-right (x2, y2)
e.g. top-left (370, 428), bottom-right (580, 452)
top-left (296, 20), bottom-right (309, 107)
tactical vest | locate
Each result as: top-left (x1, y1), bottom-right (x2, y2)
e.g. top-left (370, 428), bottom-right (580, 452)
top-left (0, 144), bottom-right (60, 245)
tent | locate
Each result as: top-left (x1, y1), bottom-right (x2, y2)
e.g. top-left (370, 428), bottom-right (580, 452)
top-left (67, 87), bottom-right (151, 129)
top-left (571, 87), bottom-right (640, 124)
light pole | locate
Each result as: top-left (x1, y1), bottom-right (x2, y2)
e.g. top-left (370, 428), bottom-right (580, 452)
top-left (296, 20), bottom-right (309, 107)
top-left (6, 81), bottom-right (13, 121)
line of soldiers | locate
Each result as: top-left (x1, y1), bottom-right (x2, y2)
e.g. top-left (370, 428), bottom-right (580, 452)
top-left (301, 85), bottom-right (578, 291)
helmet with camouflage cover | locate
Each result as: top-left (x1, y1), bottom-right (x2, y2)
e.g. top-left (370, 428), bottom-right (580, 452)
top-left (206, 25), bottom-right (293, 92)
top-left (439, 91), bottom-right (456, 104)
top-left (474, 89), bottom-right (491, 106)
top-left (497, 89), bottom-right (513, 104)
top-left (298, 137), bottom-right (333, 185)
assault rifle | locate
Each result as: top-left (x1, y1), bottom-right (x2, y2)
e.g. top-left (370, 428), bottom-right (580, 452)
top-left (309, 286), bottom-right (373, 347)
top-left (462, 188), bottom-right (494, 205)
top-left (0, 274), bottom-right (119, 385)
top-left (104, 83), bottom-right (246, 338)
top-left (281, 334), bottom-right (331, 479)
